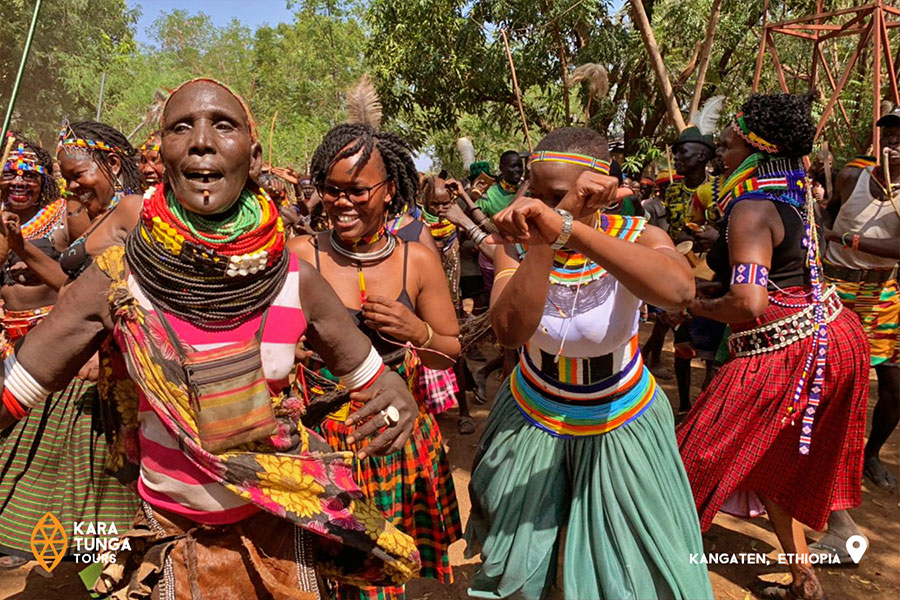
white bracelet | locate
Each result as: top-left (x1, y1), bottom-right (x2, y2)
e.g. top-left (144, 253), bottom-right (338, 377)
top-left (4, 354), bottom-right (52, 409)
top-left (339, 346), bottom-right (384, 390)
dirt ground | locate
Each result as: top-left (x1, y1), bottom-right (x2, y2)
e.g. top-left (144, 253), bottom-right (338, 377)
top-left (1, 323), bottom-right (897, 599)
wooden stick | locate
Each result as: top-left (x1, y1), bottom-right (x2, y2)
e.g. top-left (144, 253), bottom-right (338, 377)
top-left (823, 141), bottom-right (833, 200)
top-left (501, 29), bottom-right (533, 152)
top-left (631, 0), bottom-right (686, 132)
top-left (689, 0), bottom-right (724, 117)
top-left (268, 110), bottom-right (279, 166)
top-left (753, 0), bottom-right (771, 92)
top-left (0, 0), bottom-right (44, 143)
top-left (884, 147), bottom-right (893, 196)
top-left (0, 134), bottom-right (17, 210)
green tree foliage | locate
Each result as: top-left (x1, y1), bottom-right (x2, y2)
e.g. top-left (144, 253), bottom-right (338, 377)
top-left (0, 0), bottom-right (137, 145)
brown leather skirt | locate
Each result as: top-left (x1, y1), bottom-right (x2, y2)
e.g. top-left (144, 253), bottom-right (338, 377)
top-left (96, 502), bottom-right (323, 600)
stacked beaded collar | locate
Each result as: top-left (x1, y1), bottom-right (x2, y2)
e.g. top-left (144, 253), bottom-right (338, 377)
top-left (57, 119), bottom-right (128, 157)
top-left (529, 151), bottom-right (611, 175)
top-left (3, 144), bottom-right (45, 176)
top-left (20, 197), bottom-right (66, 240)
top-left (126, 184), bottom-right (288, 329)
top-left (715, 153), bottom-right (806, 217)
top-left (732, 112), bottom-right (781, 155)
top-left (422, 207), bottom-right (457, 247)
top-left (498, 178), bottom-right (518, 194)
top-left (517, 213), bottom-right (645, 287)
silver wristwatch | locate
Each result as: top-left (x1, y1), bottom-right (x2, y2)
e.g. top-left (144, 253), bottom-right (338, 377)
top-left (550, 209), bottom-right (574, 250)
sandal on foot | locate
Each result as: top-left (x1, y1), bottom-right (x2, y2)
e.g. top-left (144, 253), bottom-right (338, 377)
top-left (808, 532), bottom-right (857, 565)
top-left (0, 555), bottom-right (28, 569)
top-left (458, 416), bottom-right (476, 435)
top-left (863, 455), bottom-right (898, 491)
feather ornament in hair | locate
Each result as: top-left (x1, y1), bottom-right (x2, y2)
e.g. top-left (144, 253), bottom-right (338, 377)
top-left (129, 89), bottom-right (169, 141)
top-left (457, 137), bottom-right (475, 171)
top-left (570, 63), bottom-right (609, 98)
top-left (690, 95), bottom-right (725, 136)
top-left (346, 74), bottom-right (383, 130)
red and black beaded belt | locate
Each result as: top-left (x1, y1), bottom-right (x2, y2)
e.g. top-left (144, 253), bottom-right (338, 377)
top-left (728, 287), bottom-right (843, 358)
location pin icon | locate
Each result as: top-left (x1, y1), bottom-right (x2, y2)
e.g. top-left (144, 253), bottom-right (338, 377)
top-left (845, 534), bottom-right (868, 564)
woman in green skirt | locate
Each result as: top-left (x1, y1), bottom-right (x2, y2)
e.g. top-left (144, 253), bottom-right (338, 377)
top-left (464, 127), bottom-right (713, 600)
top-left (0, 125), bottom-right (142, 565)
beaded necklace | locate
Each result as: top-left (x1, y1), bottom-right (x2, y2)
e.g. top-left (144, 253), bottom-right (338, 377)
top-left (422, 208), bottom-right (457, 249)
top-left (128, 184), bottom-right (288, 329)
top-left (517, 213), bottom-right (646, 287)
top-left (328, 228), bottom-right (397, 305)
top-left (20, 197), bottom-right (66, 240)
top-left (499, 179), bottom-right (518, 194)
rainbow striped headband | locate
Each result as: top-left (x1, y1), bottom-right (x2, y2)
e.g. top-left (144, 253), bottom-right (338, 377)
top-left (529, 151), bottom-right (611, 175)
top-left (732, 112), bottom-right (780, 155)
top-left (57, 119), bottom-right (127, 156)
top-left (3, 144), bottom-right (45, 175)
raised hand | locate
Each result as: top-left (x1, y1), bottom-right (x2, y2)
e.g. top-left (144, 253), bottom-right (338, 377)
top-left (557, 171), bottom-right (630, 220)
top-left (490, 197), bottom-right (563, 246)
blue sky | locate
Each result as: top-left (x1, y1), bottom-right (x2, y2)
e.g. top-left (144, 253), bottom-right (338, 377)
top-left (129, 0), bottom-right (296, 45)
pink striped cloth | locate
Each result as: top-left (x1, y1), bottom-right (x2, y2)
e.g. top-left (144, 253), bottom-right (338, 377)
top-left (129, 254), bottom-right (307, 524)
top-left (418, 366), bottom-right (458, 415)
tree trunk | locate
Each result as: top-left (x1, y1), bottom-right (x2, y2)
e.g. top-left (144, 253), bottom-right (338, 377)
top-left (688, 0), bottom-right (724, 118)
top-left (631, 0), bottom-right (686, 132)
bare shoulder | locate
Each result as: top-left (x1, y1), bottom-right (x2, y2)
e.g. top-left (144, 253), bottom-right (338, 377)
top-left (286, 233), bottom-right (319, 265)
top-left (112, 194), bottom-right (144, 229)
top-left (407, 239), bottom-right (442, 271)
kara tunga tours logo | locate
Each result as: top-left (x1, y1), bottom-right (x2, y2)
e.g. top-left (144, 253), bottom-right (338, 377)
top-left (30, 512), bottom-right (131, 570)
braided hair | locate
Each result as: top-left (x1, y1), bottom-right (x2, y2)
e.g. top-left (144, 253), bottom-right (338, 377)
top-left (310, 123), bottom-right (418, 217)
top-left (6, 132), bottom-right (59, 206)
top-left (67, 121), bottom-right (143, 194)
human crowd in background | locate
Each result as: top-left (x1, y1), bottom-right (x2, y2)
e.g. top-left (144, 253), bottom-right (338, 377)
top-left (0, 80), bottom-right (896, 600)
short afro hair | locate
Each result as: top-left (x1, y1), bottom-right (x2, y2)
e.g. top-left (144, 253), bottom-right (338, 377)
top-left (740, 93), bottom-right (816, 158)
top-left (534, 127), bottom-right (610, 161)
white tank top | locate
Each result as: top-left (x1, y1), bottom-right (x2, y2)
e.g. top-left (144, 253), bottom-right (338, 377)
top-left (826, 167), bottom-right (900, 270)
top-left (529, 274), bottom-right (641, 358)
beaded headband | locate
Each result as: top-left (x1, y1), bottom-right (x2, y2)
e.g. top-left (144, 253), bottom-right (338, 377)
top-left (732, 112), bottom-right (780, 155)
top-left (139, 130), bottom-right (161, 154)
top-left (3, 144), bottom-right (45, 175)
top-left (529, 151), bottom-right (611, 175)
top-left (57, 118), bottom-right (128, 156)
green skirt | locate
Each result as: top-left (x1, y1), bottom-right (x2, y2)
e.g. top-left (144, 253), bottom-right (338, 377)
top-left (0, 379), bottom-right (140, 557)
top-left (464, 377), bottom-right (712, 600)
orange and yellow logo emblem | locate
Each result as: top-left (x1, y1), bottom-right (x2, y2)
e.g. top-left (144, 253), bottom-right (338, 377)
top-left (30, 512), bottom-right (67, 572)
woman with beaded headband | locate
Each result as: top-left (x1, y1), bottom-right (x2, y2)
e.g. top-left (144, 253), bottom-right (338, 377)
top-left (289, 122), bottom-right (462, 600)
top-left (138, 129), bottom-right (164, 188)
top-left (0, 132), bottom-right (141, 568)
top-left (464, 127), bottom-right (712, 599)
top-left (677, 94), bottom-right (868, 600)
top-left (0, 79), bottom-right (422, 596)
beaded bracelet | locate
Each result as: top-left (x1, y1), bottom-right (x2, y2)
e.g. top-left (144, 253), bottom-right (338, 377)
top-left (730, 263), bottom-right (769, 287)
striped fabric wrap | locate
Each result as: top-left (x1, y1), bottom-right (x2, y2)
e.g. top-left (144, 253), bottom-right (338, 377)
top-left (511, 335), bottom-right (655, 437)
top-left (845, 155), bottom-right (877, 169)
top-left (518, 214), bottom-right (646, 287)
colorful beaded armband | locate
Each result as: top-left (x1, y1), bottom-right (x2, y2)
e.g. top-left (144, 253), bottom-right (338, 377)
top-left (731, 263), bottom-right (769, 287)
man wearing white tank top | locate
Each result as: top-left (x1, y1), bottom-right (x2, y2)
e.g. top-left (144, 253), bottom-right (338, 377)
top-left (813, 108), bottom-right (900, 562)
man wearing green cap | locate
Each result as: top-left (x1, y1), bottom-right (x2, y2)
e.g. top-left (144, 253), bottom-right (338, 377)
top-left (665, 126), bottom-right (715, 240)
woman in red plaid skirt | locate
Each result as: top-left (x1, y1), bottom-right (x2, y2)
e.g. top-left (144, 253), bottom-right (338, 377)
top-left (678, 94), bottom-right (869, 600)
top-left (290, 123), bottom-right (463, 600)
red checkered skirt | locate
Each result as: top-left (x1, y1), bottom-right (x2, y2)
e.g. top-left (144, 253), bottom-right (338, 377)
top-left (316, 390), bottom-right (461, 599)
top-left (677, 290), bottom-right (869, 531)
top-left (417, 366), bottom-right (458, 415)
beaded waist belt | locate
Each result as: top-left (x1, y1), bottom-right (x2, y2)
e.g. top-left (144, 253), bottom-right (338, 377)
top-left (0, 306), bottom-right (52, 358)
top-left (728, 286), bottom-right (843, 358)
top-left (823, 261), bottom-right (897, 285)
top-left (511, 336), bottom-right (655, 437)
